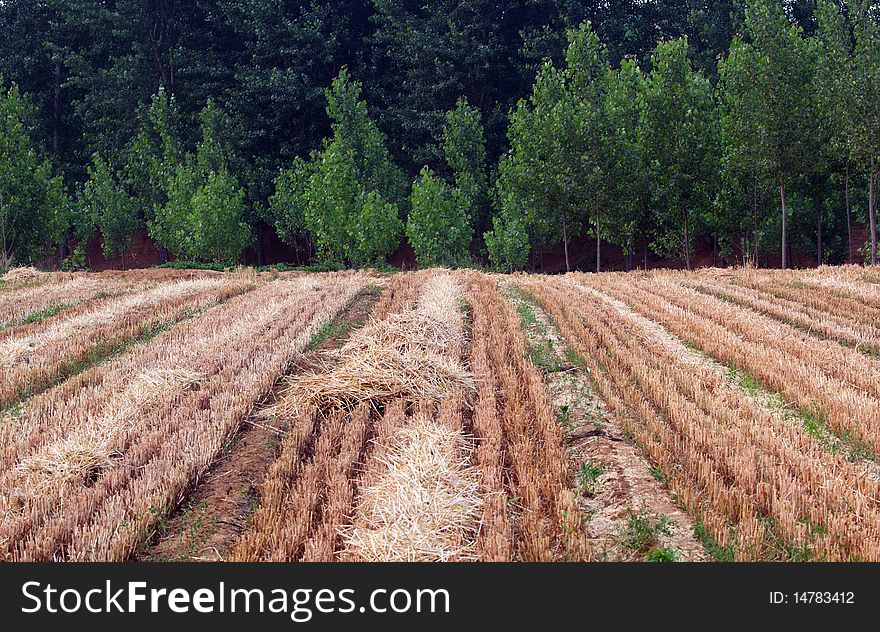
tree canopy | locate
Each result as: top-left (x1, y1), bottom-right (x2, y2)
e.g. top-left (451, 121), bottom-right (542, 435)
top-left (0, 1), bottom-right (877, 271)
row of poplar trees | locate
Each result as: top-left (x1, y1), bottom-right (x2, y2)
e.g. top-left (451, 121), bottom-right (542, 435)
top-left (487, 0), bottom-right (880, 272)
top-left (1, 0), bottom-right (878, 271)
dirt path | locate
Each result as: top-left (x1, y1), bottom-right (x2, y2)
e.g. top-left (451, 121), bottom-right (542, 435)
top-left (139, 286), bottom-right (382, 561)
top-left (504, 280), bottom-right (708, 562)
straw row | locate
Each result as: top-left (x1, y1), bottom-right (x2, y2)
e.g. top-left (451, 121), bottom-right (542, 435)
top-left (680, 274), bottom-right (880, 354)
top-left (526, 277), bottom-right (880, 560)
top-left (340, 274), bottom-right (480, 562)
top-left (265, 271), bottom-right (473, 418)
top-left (231, 274), bottom-right (425, 562)
top-left (582, 272), bottom-right (880, 455)
top-left (234, 271), bottom-right (484, 562)
top-left (0, 272), bottom-right (371, 560)
top-left (0, 274), bottom-right (256, 409)
top-left (463, 271), bottom-right (587, 561)
top-left (341, 403), bottom-right (482, 561)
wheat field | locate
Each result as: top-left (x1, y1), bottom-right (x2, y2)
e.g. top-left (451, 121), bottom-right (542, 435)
top-left (1, 265), bottom-right (878, 562)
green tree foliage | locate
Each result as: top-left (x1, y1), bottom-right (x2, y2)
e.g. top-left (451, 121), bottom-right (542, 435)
top-left (351, 190), bottom-right (403, 267)
top-left (272, 69), bottom-right (404, 267)
top-left (815, 0), bottom-right (858, 263)
top-left (267, 156), bottom-right (313, 248)
top-left (149, 100), bottom-right (251, 265)
top-left (0, 78), bottom-right (66, 269)
top-left (730, 0), bottom-right (816, 268)
top-left (324, 68), bottom-right (407, 208)
top-left (406, 167), bottom-right (472, 267)
top-left (642, 38), bottom-right (719, 270)
top-left (216, 0), bottom-right (370, 204)
top-left (484, 182), bottom-right (531, 272)
top-left (599, 59), bottom-right (648, 270)
top-left (717, 35), bottom-right (774, 265)
top-left (0, 1), bottom-right (875, 271)
top-left (443, 98), bottom-right (489, 233)
top-left (79, 155), bottom-right (139, 264)
top-left (850, 0), bottom-right (880, 264)
top-left (488, 22), bottom-right (608, 272)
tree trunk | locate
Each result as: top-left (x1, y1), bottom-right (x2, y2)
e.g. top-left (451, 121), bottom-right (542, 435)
top-left (846, 163), bottom-right (853, 264)
top-left (816, 194), bottom-right (823, 267)
top-left (256, 223), bottom-right (265, 267)
top-left (780, 180), bottom-right (788, 270)
top-left (643, 241), bottom-right (648, 271)
top-left (870, 160), bottom-right (877, 266)
top-left (53, 59), bottom-right (61, 157)
top-left (683, 213), bottom-right (691, 271)
top-left (562, 212), bottom-right (570, 273)
top-left (158, 244), bottom-right (169, 264)
top-left (595, 204), bottom-right (601, 273)
top-left (625, 237), bottom-right (633, 272)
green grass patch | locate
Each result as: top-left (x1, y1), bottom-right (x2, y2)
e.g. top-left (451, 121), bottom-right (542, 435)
top-left (649, 464), bottom-right (666, 484)
top-left (18, 303), bottom-right (72, 326)
top-left (308, 285), bottom-right (383, 350)
top-left (693, 519), bottom-right (737, 562)
top-left (309, 319), bottom-right (355, 350)
top-left (577, 460), bottom-right (603, 495)
top-left (761, 515), bottom-right (820, 562)
top-left (619, 509), bottom-right (673, 559)
top-left (506, 287), bottom-right (567, 372)
top-left (646, 546), bottom-right (678, 562)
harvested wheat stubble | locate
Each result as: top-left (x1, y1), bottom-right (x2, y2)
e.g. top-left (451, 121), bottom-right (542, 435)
top-left (462, 272), bottom-right (586, 561)
top-left (0, 271), bottom-right (371, 561)
top-left (231, 276), bottom-right (424, 562)
top-left (797, 265), bottom-right (880, 308)
top-left (0, 276), bottom-right (113, 328)
top-left (590, 272), bottom-right (880, 456)
top-left (508, 281), bottom-right (706, 561)
top-left (0, 274), bottom-right (145, 329)
top-left (236, 271), bottom-right (484, 562)
top-left (145, 284), bottom-right (383, 562)
top-left (680, 274), bottom-right (880, 354)
top-left (14, 368), bottom-right (204, 493)
top-left (0, 274), bottom-right (254, 410)
top-left (0, 268), bottom-right (221, 327)
top-left (723, 268), bottom-right (880, 335)
top-left (533, 276), bottom-right (880, 560)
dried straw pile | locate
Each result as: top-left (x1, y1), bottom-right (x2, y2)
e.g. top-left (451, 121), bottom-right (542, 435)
top-left (341, 414), bottom-right (482, 561)
top-left (13, 368), bottom-right (204, 492)
top-left (2, 267), bottom-right (43, 282)
top-left (267, 272), bottom-right (474, 417)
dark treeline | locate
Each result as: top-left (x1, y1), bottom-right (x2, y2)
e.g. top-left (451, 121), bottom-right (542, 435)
top-left (0, 0), bottom-right (877, 272)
